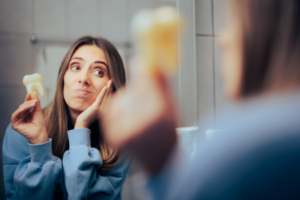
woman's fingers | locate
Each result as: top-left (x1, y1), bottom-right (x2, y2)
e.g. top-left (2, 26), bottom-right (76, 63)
top-left (107, 79), bottom-right (113, 93)
top-left (24, 93), bottom-right (32, 102)
top-left (96, 85), bottom-right (108, 105)
top-left (11, 100), bottom-right (37, 126)
top-left (102, 80), bottom-right (113, 104)
top-left (95, 80), bottom-right (112, 106)
top-left (32, 91), bottom-right (42, 112)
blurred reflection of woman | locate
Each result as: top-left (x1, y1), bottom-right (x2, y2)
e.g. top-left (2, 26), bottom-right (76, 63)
top-left (3, 36), bottom-right (130, 200)
top-left (102, 0), bottom-right (300, 199)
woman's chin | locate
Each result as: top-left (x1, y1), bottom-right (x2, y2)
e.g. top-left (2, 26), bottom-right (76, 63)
top-left (69, 103), bottom-right (91, 113)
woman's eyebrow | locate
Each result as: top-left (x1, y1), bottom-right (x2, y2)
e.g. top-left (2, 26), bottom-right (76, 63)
top-left (70, 57), bottom-right (83, 61)
top-left (94, 61), bottom-right (108, 68)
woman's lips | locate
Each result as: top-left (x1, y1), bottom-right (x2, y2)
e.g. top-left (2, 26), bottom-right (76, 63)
top-left (75, 89), bottom-right (91, 95)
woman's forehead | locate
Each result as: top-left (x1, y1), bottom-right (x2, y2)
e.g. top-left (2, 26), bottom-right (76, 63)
top-left (71, 45), bottom-right (107, 63)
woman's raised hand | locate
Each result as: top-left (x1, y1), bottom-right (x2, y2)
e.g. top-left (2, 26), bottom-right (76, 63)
top-left (101, 64), bottom-right (178, 174)
top-left (11, 92), bottom-right (48, 144)
top-left (75, 80), bottom-right (113, 129)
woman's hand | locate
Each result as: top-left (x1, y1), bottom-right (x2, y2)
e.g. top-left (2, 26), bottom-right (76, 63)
top-left (101, 63), bottom-right (178, 174)
top-left (75, 80), bottom-right (113, 129)
top-left (11, 92), bottom-right (48, 144)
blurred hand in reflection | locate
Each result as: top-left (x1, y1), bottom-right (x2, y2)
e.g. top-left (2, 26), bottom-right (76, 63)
top-left (102, 58), bottom-right (178, 174)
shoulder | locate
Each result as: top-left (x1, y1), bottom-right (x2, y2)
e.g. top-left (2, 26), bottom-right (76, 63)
top-left (169, 93), bottom-right (300, 199)
top-left (2, 123), bottom-right (30, 164)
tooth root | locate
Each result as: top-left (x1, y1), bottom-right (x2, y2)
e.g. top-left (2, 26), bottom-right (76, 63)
top-left (23, 73), bottom-right (45, 98)
top-left (27, 82), bottom-right (44, 98)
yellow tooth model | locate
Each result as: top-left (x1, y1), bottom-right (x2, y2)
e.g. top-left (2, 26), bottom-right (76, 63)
top-left (131, 6), bottom-right (183, 77)
top-left (23, 73), bottom-right (45, 98)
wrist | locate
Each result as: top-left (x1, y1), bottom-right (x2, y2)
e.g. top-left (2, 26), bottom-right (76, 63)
top-left (29, 129), bottom-right (48, 144)
top-left (74, 121), bottom-right (88, 129)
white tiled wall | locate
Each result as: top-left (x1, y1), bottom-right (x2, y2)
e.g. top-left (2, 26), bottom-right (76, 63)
top-left (177, 0), bottom-right (198, 126)
top-left (34, 45), bottom-right (70, 107)
top-left (0, 35), bottom-right (34, 86)
top-left (67, 0), bottom-right (99, 39)
top-left (34, 0), bottom-right (67, 38)
top-left (195, 0), bottom-right (228, 129)
top-left (196, 36), bottom-right (215, 129)
top-left (195, 0), bottom-right (213, 35)
top-left (213, 0), bottom-right (227, 35)
top-left (99, 0), bottom-right (129, 43)
top-left (0, 0), bottom-right (32, 34)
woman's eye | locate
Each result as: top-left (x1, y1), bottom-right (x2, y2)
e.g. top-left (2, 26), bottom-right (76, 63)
top-left (71, 66), bottom-right (80, 71)
top-left (94, 70), bottom-right (104, 76)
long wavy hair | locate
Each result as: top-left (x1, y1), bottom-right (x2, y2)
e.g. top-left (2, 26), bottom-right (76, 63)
top-left (43, 36), bottom-right (126, 171)
top-left (230, 0), bottom-right (300, 97)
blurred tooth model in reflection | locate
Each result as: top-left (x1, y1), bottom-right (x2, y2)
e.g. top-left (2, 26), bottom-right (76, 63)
top-left (23, 73), bottom-right (45, 98)
top-left (102, 1), bottom-right (300, 200)
top-left (131, 6), bottom-right (183, 77)
top-left (2, 36), bottom-right (131, 200)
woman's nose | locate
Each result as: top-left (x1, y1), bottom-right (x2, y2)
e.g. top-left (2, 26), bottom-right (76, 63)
top-left (78, 68), bottom-right (91, 86)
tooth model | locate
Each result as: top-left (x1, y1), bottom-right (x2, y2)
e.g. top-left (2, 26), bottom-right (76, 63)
top-left (23, 73), bottom-right (45, 98)
top-left (131, 6), bottom-right (183, 77)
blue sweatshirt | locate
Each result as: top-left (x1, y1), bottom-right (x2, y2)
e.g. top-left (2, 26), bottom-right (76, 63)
top-left (2, 124), bottom-right (131, 200)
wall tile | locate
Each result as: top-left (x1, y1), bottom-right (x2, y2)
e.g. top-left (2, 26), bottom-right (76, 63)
top-left (196, 36), bottom-right (215, 130)
top-left (0, 0), bottom-right (32, 34)
top-left (0, 87), bottom-right (27, 200)
top-left (98, 0), bottom-right (128, 44)
top-left (128, 0), bottom-right (156, 44)
top-left (213, 0), bottom-right (227, 35)
top-left (34, 0), bottom-right (66, 39)
top-left (129, 0), bottom-right (156, 16)
top-left (214, 37), bottom-right (234, 126)
top-left (0, 87), bottom-right (26, 140)
top-left (195, 0), bottom-right (213, 35)
top-left (157, 0), bottom-right (177, 2)
top-left (67, 0), bottom-right (98, 39)
top-left (177, 0), bottom-right (197, 127)
top-left (33, 44), bottom-right (70, 107)
top-left (0, 35), bottom-right (33, 85)
top-left (155, 1), bottom-right (176, 8)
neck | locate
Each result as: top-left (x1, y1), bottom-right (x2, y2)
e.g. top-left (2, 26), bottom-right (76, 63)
top-left (69, 108), bottom-right (82, 125)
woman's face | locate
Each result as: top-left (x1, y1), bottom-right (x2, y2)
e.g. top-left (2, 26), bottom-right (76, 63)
top-left (218, 8), bottom-right (243, 99)
top-left (64, 45), bottom-right (110, 113)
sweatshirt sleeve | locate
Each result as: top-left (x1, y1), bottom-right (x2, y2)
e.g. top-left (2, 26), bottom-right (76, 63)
top-left (2, 124), bottom-right (66, 200)
top-left (63, 129), bottom-right (131, 200)
top-left (145, 145), bottom-right (185, 200)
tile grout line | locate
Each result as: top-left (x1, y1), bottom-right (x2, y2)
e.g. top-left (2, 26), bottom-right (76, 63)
top-left (0, 31), bottom-right (31, 37)
top-left (31, 0), bottom-right (35, 74)
top-left (65, 0), bottom-right (69, 39)
top-left (211, 0), bottom-right (216, 128)
top-left (193, 0), bottom-right (198, 126)
top-left (0, 85), bottom-right (24, 89)
top-left (177, 0), bottom-right (182, 126)
top-left (32, 0), bottom-right (35, 34)
top-left (196, 33), bottom-right (217, 37)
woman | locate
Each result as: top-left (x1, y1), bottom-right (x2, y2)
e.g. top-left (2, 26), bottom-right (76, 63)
top-left (101, 0), bottom-right (300, 199)
top-left (2, 36), bottom-right (131, 200)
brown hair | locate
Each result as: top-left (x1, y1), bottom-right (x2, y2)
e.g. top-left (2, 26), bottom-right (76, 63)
top-left (230, 0), bottom-right (300, 97)
top-left (43, 36), bottom-right (126, 171)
